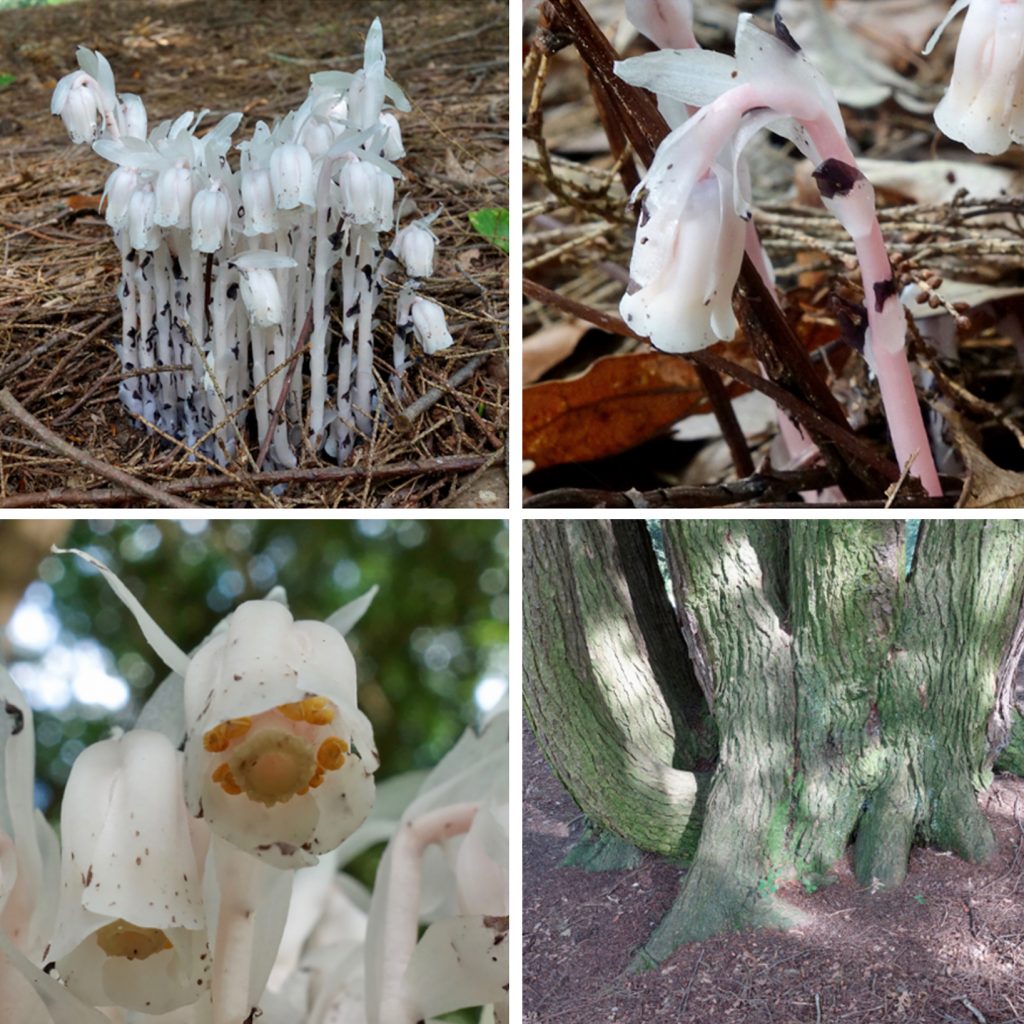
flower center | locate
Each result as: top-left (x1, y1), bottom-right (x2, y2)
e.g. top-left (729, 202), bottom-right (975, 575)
top-left (95, 920), bottom-right (173, 961)
top-left (225, 729), bottom-right (315, 807)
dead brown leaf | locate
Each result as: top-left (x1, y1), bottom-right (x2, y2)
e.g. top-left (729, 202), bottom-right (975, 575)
top-left (954, 428), bottom-right (1024, 508)
top-left (523, 319), bottom-right (590, 385)
top-left (524, 349), bottom-right (748, 471)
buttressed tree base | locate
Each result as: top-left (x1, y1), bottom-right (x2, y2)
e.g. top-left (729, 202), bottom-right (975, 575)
top-left (524, 520), bottom-right (1024, 966)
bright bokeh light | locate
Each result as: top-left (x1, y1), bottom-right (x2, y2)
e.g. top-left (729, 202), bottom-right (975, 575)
top-left (474, 675), bottom-right (507, 713)
top-left (7, 586), bottom-right (60, 654)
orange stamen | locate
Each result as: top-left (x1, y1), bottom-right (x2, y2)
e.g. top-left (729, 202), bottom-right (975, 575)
top-left (316, 737), bottom-right (348, 771)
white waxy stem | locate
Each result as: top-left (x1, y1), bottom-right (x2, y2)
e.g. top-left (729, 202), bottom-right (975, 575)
top-left (154, 164), bottom-right (194, 229)
top-left (152, 245), bottom-right (175, 433)
top-left (392, 221), bottom-right (435, 278)
top-left (191, 182), bottom-right (230, 254)
top-left (270, 142), bottom-right (315, 210)
top-left (626, 0), bottom-right (697, 49)
top-left (117, 238), bottom-right (141, 416)
top-left (135, 251), bottom-right (158, 425)
top-left (410, 297), bottom-right (454, 355)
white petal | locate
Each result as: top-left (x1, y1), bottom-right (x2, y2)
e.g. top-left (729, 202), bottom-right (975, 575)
top-left (625, 0), bottom-right (696, 49)
top-left (924, 0), bottom-right (973, 54)
top-left (614, 50), bottom-right (737, 109)
top-left (402, 915), bottom-right (509, 1021)
top-left (324, 585), bottom-right (379, 638)
top-left (54, 546), bottom-right (189, 677)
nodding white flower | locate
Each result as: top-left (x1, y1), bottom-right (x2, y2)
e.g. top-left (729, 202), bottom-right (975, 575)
top-left (337, 156), bottom-right (395, 230)
top-left (127, 184), bottom-right (161, 252)
top-left (239, 167), bottom-right (278, 236)
top-left (391, 220), bottom-right (436, 278)
top-left (154, 164), bottom-right (194, 229)
top-left (347, 64), bottom-right (386, 130)
top-left (117, 92), bottom-right (148, 139)
top-left (183, 600), bottom-right (378, 868)
top-left (364, 706), bottom-right (509, 1024)
top-left (626, 0), bottom-right (697, 49)
top-left (230, 250), bottom-right (299, 328)
top-left (925, 0), bottom-right (1024, 155)
top-left (51, 71), bottom-right (103, 144)
top-left (378, 111), bottom-right (405, 160)
top-left (621, 164), bottom-right (747, 351)
top-left (190, 180), bottom-right (230, 253)
top-left (49, 730), bottom-right (211, 1016)
top-left (299, 118), bottom-right (334, 161)
top-left (410, 297), bottom-right (454, 354)
top-left (269, 142), bottom-right (315, 210)
top-left (101, 164), bottom-right (138, 231)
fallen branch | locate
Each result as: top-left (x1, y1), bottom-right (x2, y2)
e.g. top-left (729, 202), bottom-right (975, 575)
top-left (397, 341), bottom-right (502, 429)
top-left (0, 454), bottom-right (490, 508)
top-left (0, 388), bottom-right (197, 509)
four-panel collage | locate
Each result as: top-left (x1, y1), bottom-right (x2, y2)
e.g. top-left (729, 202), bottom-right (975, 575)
top-left (2, 0), bottom-right (1024, 1023)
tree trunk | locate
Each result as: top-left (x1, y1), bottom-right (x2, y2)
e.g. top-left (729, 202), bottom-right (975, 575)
top-left (523, 520), bottom-right (710, 857)
top-left (525, 519), bottom-right (1024, 964)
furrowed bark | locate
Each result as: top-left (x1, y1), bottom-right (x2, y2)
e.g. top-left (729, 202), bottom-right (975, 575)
top-left (524, 520), bottom-right (707, 858)
top-left (640, 522), bottom-right (801, 962)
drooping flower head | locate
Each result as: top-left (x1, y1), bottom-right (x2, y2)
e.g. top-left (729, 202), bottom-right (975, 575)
top-left (184, 600), bottom-right (378, 868)
top-left (49, 730), bottom-right (211, 1016)
top-left (925, 0), bottom-right (1024, 155)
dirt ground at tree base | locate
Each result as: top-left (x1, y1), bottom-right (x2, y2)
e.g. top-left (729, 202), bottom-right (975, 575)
top-left (524, 723), bottom-right (1024, 1024)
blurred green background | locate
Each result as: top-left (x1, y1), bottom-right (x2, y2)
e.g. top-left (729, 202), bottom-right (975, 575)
top-left (1, 519), bottom-right (509, 824)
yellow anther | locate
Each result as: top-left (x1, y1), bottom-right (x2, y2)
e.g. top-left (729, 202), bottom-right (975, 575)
top-left (224, 717), bottom-right (252, 740)
top-left (96, 920), bottom-right (173, 961)
top-left (277, 696), bottom-right (335, 726)
top-left (308, 768), bottom-right (325, 789)
top-left (212, 762), bottom-right (231, 783)
top-left (220, 774), bottom-right (242, 796)
top-left (316, 737), bottom-right (348, 771)
top-left (203, 724), bottom-right (229, 753)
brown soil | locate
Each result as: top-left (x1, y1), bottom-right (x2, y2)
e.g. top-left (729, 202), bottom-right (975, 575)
top-left (524, 722), bottom-right (1024, 1024)
top-left (0, 0), bottom-right (508, 508)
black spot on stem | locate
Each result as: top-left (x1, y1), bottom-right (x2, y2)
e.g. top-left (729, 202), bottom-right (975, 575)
top-left (873, 276), bottom-right (897, 313)
top-left (3, 701), bottom-right (23, 735)
top-left (812, 159), bottom-right (864, 199)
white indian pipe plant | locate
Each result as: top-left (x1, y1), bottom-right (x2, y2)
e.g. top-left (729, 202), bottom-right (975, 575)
top-left (51, 21), bottom-right (455, 469)
top-left (614, 12), bottom-right (944, 496)
top-left (0, 551), bottom-right (507, 1024)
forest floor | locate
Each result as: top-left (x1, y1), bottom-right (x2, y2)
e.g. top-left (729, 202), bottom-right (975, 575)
top-left (0, 0), bottom-right (508, 508)
top-left (524, 723), bottom-right (1024, 1024)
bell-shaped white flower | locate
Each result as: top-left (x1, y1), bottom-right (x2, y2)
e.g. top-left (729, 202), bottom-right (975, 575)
top-left (101, 165), bottom-right (138, 231)
top-left (154, 164), bottom-right (194, 229)
top-left (337, 155), bottom-right (395, 230)
top-left (626, 0), bottom-right (697, 49)
top-left (230, 251), bottom-right (298, 328)
top-left (391, 220), bottom-right (435, 278)
top-left (51, 71), bottom-right (103, 144)
top-left (127, 184), bottom-right (161, 252)
top-left (378, 112), bottom-right (405, 160)
top-left (49, 730), bottom-right (211, 1016)
top-left (239, 167), bottom-right (278, 236)
top-left (190, 180), bottom-right (230, 253)
top-left (364, 706), bottom-right (509, 1024)
top-left (925, 0), bottom-right (1024, 155)
top-left (620, 165), bottom-right (746, 351)
top-left (117, 92), bottom-right (148, 139)
top-left (410, 297), bottom-right (454, 354)
top-left (269, 142), bottom-right (315, 210)
top-left (183, 600), bottom-right (378, 868)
